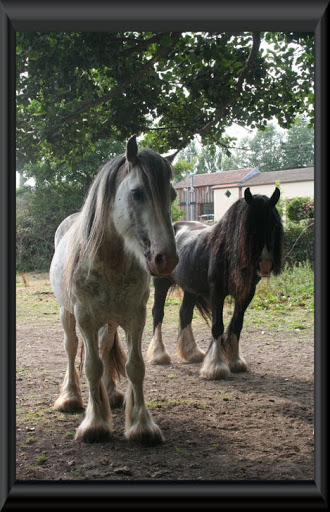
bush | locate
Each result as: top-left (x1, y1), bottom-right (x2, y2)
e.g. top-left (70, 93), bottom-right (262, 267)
top-left (283, 220), bottom-right (314, 267)
top-left (171, 199), bottom-right (185, 222)
top-left (16, 184), bottom-right (85, 271)
top-left (287, 197), bottom-right (314, 223)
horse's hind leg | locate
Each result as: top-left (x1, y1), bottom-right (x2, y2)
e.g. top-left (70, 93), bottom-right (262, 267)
top-left (99, 323), bottom-right (126, 408)
top-left (178, 292), bottom-right (205, 363)
top-left (53, 307), bottom-right (84, 413)
top-left (146, 276), bottom-right (172, 364)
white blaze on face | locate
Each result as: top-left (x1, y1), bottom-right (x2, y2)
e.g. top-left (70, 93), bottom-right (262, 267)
top-left (258, 245), bottom-right (273, 277)
top-left (112, 170), bottom-right (178, 276)
top-left (111, 173), bottom-right (146, 268)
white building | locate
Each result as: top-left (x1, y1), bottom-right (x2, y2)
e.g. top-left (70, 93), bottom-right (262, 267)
top-left (213, 167), bottom-right (314, 221)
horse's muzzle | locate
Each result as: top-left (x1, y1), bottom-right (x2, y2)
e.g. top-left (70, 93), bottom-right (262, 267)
top-left (148, 252), bottom-right (179, 276)
top-left (258, 258), bottom-right (273, 278)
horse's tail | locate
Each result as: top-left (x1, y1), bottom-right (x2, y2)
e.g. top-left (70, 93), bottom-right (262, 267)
top-left (195, 296), bottom-right (212, 326)
top-left (110, 330), bottom-right (127, 380)
top-left (169, 284), bottom-right (211, 326)
top-left (78, 330), bottom-right (127, 380)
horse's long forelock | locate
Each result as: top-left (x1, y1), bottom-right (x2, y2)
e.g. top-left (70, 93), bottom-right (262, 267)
top-left (137, 149), bottom-right (173, 217)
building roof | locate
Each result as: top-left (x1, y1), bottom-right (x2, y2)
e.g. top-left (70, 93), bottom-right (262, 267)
top-left (174, 168), bottom-right (255, 189)
top-left (212, 167), bottom-right (314, 189)
top-left (244, 167), bottom-right (314, 186)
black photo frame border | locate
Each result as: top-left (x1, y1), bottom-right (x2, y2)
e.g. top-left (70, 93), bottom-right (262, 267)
top-left (0, 1), bottom-right (328, 509)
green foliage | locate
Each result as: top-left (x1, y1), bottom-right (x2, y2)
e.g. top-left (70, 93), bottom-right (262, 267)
top-left (286, 197), bottom-right (314, 222)
top-left (221, 117), bottom-right (314, 171)
top-left (16, 31), bottom-right (314, 184)
top-left (251, 261), bottom-right (314, 314)
top-left (171, 199), bottom-right (185, 222)
top-left (281, 117), bottom-right (314, 169)
top-left (283, 221), bottom-right (314, 267)
top-left (172, 158), bottom-right (195, 183)
top-left (16, 184), bottom-right (85, 271)
top-left (274, 180), bottom-right (285, 217)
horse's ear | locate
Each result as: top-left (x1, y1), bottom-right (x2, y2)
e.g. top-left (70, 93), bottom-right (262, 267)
top-left (126, 135), bottom-right (138, 166)
top-left (270, 187), bottom-right (280, 207)
top-left (244, 187), bottom-right (254, 205)
top-left (164, 149), bottom-right (180, 164)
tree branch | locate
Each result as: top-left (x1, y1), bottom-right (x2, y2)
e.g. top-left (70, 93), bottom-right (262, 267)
top-left (198, 32), bottom-right (261, 137)
top-left (62, 32), bottom-right (182, 124)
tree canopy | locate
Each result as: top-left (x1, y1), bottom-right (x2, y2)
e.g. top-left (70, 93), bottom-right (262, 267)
top-left (221, 117), bottom-right (314, 171)
top-left (16, 31), bottom-right (314, 183)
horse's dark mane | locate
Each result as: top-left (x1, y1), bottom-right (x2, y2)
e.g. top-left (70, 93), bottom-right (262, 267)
top-left (206, 194), bottom-right (284, 299)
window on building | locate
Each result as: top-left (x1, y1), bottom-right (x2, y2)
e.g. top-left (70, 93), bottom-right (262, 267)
top-left (202, 203), bottom-right (214, 215)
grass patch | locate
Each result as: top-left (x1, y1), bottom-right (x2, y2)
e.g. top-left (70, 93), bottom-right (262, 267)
top-left (17, 264), bottom-right (313, 336)
top-left (36, 454), bottom-right (47, 464)
top-left (175, 446), bottom-right (196, 457)
top-left (218, 393), bottom-right (235, 401)
top-left (16, 272), bottom-right (59, 325)
top-left (251, 262), bottom-right (314, 313)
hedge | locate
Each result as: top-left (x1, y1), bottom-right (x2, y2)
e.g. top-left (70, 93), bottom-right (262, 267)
top-left (283, 220), bottom-right (314, 267)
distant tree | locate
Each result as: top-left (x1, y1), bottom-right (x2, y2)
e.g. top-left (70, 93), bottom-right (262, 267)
top-left (172, 158), bottom-right (195, 183)
top-left (280, 117), bottom-right (314, 169)
top-left (195, 145), bottom-right (223, 174)
top-left (221, 117), bottom-right (313, 171)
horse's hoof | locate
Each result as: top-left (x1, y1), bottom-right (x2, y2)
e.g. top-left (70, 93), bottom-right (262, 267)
top-left (75, 423), bottom-right (112, 443)
top-left (109, 389), bottom-right (125, 408)
top-left (229, 358), bottom-right (248, 373)
top-left (199, 361), bottom-right (230, 380)
top-left (125, 423), bottom-right (164, 446)
top-left (183, 350), bottom-right (205, 363)
top-left (146, 344), bottom-right (172, 365)
top-left (53, 395), bottom-right (84, 413)
top-left (148, 354), bottom-right (172, 365)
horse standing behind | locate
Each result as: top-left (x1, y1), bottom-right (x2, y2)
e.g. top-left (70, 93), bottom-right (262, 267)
top-left (147, 187), bottom-right (284, 380)
top-left (50, 135), bottom-right (178, 445)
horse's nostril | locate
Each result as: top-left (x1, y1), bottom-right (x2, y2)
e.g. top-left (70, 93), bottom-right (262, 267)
top-left (151, 252), bottom-right (178, 275)
top-left (155, 254), bottom-right (166, 269)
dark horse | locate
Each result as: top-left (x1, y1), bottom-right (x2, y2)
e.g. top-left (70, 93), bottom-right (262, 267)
top-left (146, 187), bottom-right (284, 380)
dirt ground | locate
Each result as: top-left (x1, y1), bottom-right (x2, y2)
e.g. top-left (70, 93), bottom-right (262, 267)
top-left (16, 277), bottom-right (314, 483)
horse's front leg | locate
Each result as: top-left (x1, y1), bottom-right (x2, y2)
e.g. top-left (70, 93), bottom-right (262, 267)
top-left (200, 285), bottom-right (229, 380)
top-left (146, 276), bottom-right (172, 364)
top-left (224, 292), bottom-right (255, 373)
top-left (125, 305), bottom-right (164, 445)
top-left (74, 306), bottom-right (112, 443)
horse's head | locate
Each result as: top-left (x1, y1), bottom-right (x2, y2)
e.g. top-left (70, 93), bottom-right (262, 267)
top-left (244, 187), bottom-right (283, 278)
top-left (112, 135), bottom-right (179, 276)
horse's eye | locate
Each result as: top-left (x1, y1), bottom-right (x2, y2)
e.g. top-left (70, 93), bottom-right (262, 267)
top-left (131, 189), bottom-right (144, 201)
